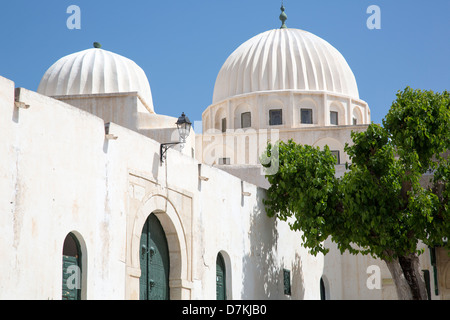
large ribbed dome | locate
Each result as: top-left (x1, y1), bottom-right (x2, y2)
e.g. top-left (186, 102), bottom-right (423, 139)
top-left (38, 47), bottom-right (154, 112)
top-left (213, 28), bottom-right (359, 104)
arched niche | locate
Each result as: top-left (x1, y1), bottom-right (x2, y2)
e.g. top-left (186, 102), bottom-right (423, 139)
top-left (233, 103), bottom-right (252, 129)
top-left (352, 106), bottom-right (363, 125)
top-left (298, 98), bottom-right (318, 125)
top-left (329, 101), bottom-right (346, 126)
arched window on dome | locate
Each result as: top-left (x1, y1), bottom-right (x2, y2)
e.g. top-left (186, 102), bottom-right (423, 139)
top-left (214, 106), bottom-right (227, 133)
top-left (233, 103), bottom-right (252, 129)
top-left (298, 98), bottom-right (318, 125)
top-left (329, 102), bottom-right (346, 126)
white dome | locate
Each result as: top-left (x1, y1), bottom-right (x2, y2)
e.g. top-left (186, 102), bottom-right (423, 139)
top-left (38, 47), bottom-right (154, 112)
top-left (213, 28), bottom-right (359, 104)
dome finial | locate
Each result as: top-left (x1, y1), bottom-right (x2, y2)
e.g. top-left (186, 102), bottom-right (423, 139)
top-left (279, 4), bottom-right (287, 29)
top-left (93, 42), bottom-right (102, 49)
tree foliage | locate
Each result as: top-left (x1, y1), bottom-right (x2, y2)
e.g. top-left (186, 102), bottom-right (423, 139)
top-left (262, 87), bottom-right (450, 263)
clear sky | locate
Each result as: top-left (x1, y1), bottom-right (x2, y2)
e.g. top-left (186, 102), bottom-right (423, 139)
top-left (1, 0), bottom-right (449, 131)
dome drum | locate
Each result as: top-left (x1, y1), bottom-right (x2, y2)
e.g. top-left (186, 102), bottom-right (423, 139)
top-left (202, 90), bottom-right (370, 133)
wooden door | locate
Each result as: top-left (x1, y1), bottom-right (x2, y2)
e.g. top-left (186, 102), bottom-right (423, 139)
top-left (216, 253), bottom-right (226, 300)
top-left (62, 233), bottom-right (81, 300)
top-left (140, 214), bottom-right (170, 300)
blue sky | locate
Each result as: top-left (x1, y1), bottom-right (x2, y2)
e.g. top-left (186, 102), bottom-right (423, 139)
top-left (1, 0), bottom-right (449, 131)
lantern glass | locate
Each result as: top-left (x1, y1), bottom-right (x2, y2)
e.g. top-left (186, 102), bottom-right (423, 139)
top-left (176, 112), bottom-right (191, 142)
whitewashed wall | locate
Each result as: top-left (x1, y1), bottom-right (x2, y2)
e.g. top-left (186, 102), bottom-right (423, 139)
top-left (0, 76), bottom-right (326, 300)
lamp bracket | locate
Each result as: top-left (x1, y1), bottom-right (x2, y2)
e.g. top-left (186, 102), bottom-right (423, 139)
top-left (160, 142), bottom-right (183, 163)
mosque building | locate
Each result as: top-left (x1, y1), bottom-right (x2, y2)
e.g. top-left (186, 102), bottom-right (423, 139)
top-left (0, 6), bottom-right (447, 300)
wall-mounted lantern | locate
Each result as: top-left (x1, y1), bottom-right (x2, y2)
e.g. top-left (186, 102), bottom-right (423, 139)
top-left (160, 112), bottom-right (192, 163)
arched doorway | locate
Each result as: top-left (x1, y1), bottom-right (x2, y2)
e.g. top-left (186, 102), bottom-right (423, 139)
top-left (140, 213), bottom-right (170, 300)
top-left (216, 253), bottom-right (226, 300)
top-left (62, 233), bottom-right (82, 300)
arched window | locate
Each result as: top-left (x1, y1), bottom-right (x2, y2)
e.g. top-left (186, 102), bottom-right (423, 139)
top-left (216, 253), bottom-right (227, 300)
top-left (62, 233), bottom-right (82, 300)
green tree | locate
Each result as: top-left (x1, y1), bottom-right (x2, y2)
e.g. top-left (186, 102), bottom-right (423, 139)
top-left (261, 87), bottom-right (450, 300)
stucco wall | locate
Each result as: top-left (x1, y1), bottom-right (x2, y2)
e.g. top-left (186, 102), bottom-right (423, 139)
top-left (0, 76), bottom-right (325, 300)
top-left (2, 76), bottom-right (438, 300)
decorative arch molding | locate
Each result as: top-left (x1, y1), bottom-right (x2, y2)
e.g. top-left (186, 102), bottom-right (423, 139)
top-left (313, 137), bottom-right (344, 151)
top-left (214, 106), bottom-right (227, 132)
top-left (128, 193), bottom-right (191, 300)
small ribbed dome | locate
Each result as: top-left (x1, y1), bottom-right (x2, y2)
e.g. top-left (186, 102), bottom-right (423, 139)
top-left (213, 28), bottom-right (359, 104)
top-left (38, 47), bottom-right (154, 112)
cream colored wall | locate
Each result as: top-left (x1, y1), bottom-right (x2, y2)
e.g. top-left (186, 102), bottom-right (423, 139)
top-left (2, 82), bottom-right (126, 299)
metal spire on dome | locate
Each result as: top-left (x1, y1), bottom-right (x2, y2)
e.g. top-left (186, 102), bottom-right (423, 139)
top-left (279, 3), bottom-right (287, 29)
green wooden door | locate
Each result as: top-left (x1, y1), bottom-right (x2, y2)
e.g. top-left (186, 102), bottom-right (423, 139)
top-left (140, 213), bottom-right (170, 300)
top-left (62, 233), bottom-right (81, 300)
top-left (216, 253), bottom-right (226, 300)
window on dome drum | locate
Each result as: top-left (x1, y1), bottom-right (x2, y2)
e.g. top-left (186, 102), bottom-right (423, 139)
top-left (218, 158), bottom-right (230, 165)
top-left (241, 112), bottom-right (251, 128)
top-left (221, 118), bottom-right (227, 133)
top-left (301, 108), bottom-right (313, 124)
top-left (269, 109), bottom-right (282, 126)
top-left (353, 117), bottom-right (357, 125)
top-left (331, 150), bottom-right (340, 165)
top-left (330, 111), bottom-right (339, 125)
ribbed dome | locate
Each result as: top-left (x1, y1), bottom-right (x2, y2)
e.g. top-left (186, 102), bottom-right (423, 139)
top-left (213, 28), bottom-right (359, 104)
top-left (37, 47), bottom-right (154, 112)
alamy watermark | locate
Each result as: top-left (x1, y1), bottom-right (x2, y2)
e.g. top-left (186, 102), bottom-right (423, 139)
top-left (66, 5), bottom-right (380, 31)
top-left (198, 126), bottom-right (280, 176)
top-left (67, 5), bottom-right (81, 30)
top-left (366, 265), bottom-right (382, 290)
top-left (367, 5), bottom-right (381, 30)
top-left (65, 265), bottom-right (81, 290)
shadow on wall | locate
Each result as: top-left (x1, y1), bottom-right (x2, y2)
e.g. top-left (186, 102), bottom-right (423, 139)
top-left (241, 188), bottom-right (305, 299)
